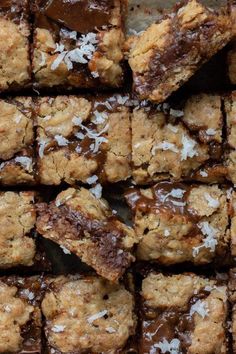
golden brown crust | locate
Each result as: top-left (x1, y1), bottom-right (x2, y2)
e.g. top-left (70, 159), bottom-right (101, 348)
top-left (36, 188), bottom-right (137, 282)
top-left (126, 183), bottom-right (229, 265)
top-left (132, 94), bottom-right (223, 184)
top-left (128, 0), bottom-right (232, 103)
top-left (0, 191), bottom-right (36, 268)
top-left (42, 275), bottom-right (136, 353)
top-left (36, 95), bottom-right (131, 185)
top-left (141, 272), bottom-right (228, 354)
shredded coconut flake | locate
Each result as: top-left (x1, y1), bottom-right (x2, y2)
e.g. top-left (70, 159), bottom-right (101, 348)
top-left (60, 245), bottom-right (71, 254)
top-left (92, 110), bottom-right (108, 124)
top-left (87, 310), bottom-right (108, 324)
top-left (190, 300), bottom-right (209, 318)
top-left (14, 115), bottom-right (22, 124)
top-left (106, 327), bottom-right (116, 333)
top-left (204, 193), bottom-right (220, 208)
top-left (164, 229), bottom-right (170, 237)
top-left (3, 305), bottom-right (11, 313)
top-left (152, 141), bottom-right (179, 155)
top-left (206, 128), bottom-right (216, 136)
top-left (192, 221), bottom-right (218, 256)
top-left (86, 175), bottom-right (98, 185)
top-left (21, 289), bottom-right (34, 301)
top-left (55, 135), bottom-right (69, 146)
top-left (15, 157), bottom-right (33, 172)
top-left (167, 124), bottom-right (178, 133)
top-left (153, 338), bottom-right (181, 354)
top-left (169, 108), bottom-right (184, 117)
top-left (181, 135), bottom-right (198, 161)
top-left (91, 71), bottom-right (99, 78)
top-left (90, 183), bottom-right (102, 199)
top-left (51, 325), bottom-right (66, 333)
top-left (199, 170), bottom-right (208, 177)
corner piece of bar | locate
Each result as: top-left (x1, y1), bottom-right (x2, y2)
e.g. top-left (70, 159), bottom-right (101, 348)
top-left (125, 182), bottom-right (230, 266)
top-left (0, 0), bottom-right (31, 92)
top-left (0, 275), bottom-right (43, 353)
top-left (32, 0), bottom-right (125, 89)
top-left (41, 274), bottom-right (136, 353)
top-left (128, 0), bottom-right (232, 103)
top-left (139, 271), bottom-right (228, 353)
top-left (36, 187), bottom-right (137, 282)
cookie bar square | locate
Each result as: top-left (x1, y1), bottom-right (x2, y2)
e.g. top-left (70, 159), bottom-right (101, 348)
top-left (0, 97), bottom-right (35, 185)
top-left (0, 275), bottom-right (43, 353)
top-left (224, 92), bottom-right (236, 184)
top-left (35, 95), bottom-right (131, 185)
top-left (41, 274), bottom-right (136, 354)
top-left (128, 0), bottom-right (232, 103)
top-left (36, 187), bottom-right (137, 282)
top-left (132, 94), bottom-right (225, 184)
top-left (0, 0), bottom-right (31, 92)
top-left (32, 0), bottom-right (125, 89)
top-left (0, 191), bottom-right (48, 270)
top-left (125, 182), bottom-right (230, 265)
top-left (229, 269), bottom-right (236, 353)
top-left (140, 272), bottom-right (228, 353)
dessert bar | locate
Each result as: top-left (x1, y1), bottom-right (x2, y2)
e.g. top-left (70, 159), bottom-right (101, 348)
top-left (36, 187), bottom-right (137, 282)
top-left (125, 182), bottom-right (230, 266)
top-left (41, 274), bottom-right (136, 353)
top-left (0, 275), bottom-right (43, 353)
top-left (132, 94), bottom-right (225, 184)
top-left (32, 0), bottom-right (125, 89)
top-left (224, 91), bottom-right (236, 184)
top-left (35, 94), bottom-right (131, 185)
top-left (128, 0), bottom-right (232, 103)
top-left (140, 271), bottom-right (228, 353)
top-left (0, 0), bottom-right (31, 92)
top-left (0, 97), bottom-right (35, 185)
top-left (0, 190), bottom-right (49, 271)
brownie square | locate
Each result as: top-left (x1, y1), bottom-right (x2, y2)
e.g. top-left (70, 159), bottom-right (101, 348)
top-left (0, 275), bottom-right (43, 353)
top-left (36, 187), bottom-right (137, 282)
top-left (0, 0), bottom-right (31, 92)
top-left (32, 0), bottom-right (125, 89)
top-left (140, 272), bottom-right (228, 353)
top-left (125, 182), bottom-right (230, 265)
top-left (224, 92), bottom-right (236, 184)
top-left (42, 274), bottom-right (136, 353)
top-left (0, 97), bottom-right (35, 185)
top-left (35, 95), bottom-right (131, 185)
top-left (132, 94), bottom-right (225, 184)
top-left (128, 0), bottom-right (232, 103)
top-left (0, 190), bottom-right (49, 270)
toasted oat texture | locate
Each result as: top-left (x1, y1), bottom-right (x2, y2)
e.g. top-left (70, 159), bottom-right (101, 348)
top-left (0, 97), bottom-right (34, 185)
top-left (0, 191), bottom-right (36, 268)
top-left (0, 1), bottom-right (31, 92)
top-left (224, 92), bottom-right (236, 183)
top-left (42, 275), bottom-right (136, 353)
top-left (37, 188), bottom-right (137, 281)
top-left (141, 272), bottom-right (228, 354)
top-left (132, 94), bottom-right (224, 184)
top-left (229, 269), bottom-right (236, 353)
top-left (125, 183), bottom-right (229, 265)
top-left (229, 190), bottom-right (236, 257)
top-left (128, 0), bottom-right (232, 103)
top-left (32, 0), bottom-right (124, 88)
top-left (36, 95), bottom-right (131, 185)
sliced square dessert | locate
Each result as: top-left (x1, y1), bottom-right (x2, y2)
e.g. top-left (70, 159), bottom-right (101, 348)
top-left (125, 182), bottom-right (230, 265)
top-left (35, 95), bottom-right (131, 185)
top-left (0, 275), bottom-right (43, 353)
top-left (0, 191), bottom-right (48, 270)
top-left (128, 0), bottom-right (232, 103)
top-left (0, 0), bottom-right (31, 92)
top-left (32, 0), bottom-right (125, 89)
top-left (0, 97), bottom-right (35, 185)
top-left (132, 94), bottom-right (225, 184)
top-left (228, 268), bottom-right (236, 353)
top-left (36, 187), bottom-right (137, 282)
top-left (140, 272), bottom-right (228, 353)
top-left (224, 92), bottom-right (236, 184)
top-left (41, 274), bottom-right (136, 354)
